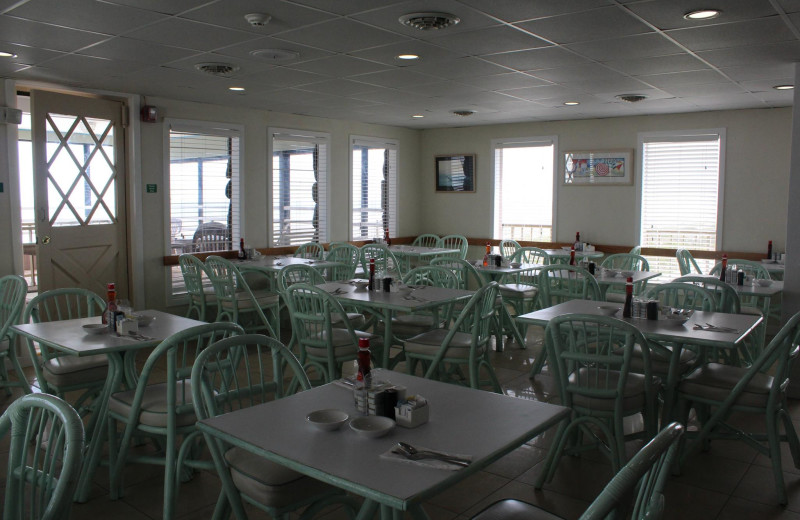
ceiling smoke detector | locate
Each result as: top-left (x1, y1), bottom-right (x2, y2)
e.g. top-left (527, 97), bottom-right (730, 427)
top-left (195, 62), bottom-right (240, 77)
top-left (452, 109), bottom-right (475, 117)
top-left (250, 49), bottom-right (300, 62)
top-left (244, 13), bottom-right (271, 27)
top-left (399, 12), bottom-right (460, 30)
top-left (616, 94), bottom-right (647, 103)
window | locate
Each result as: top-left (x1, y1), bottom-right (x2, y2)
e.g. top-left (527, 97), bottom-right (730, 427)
top-left (638, 129), bottom-right (725, 276)
top-left (492, 136), bottom-right (556, 241)
top-left (167, 120), bottom-right (242, 296)
top-left (351, 136), bottom-right (397, 240)
top-left (270, 129), bottom-right (329, 246)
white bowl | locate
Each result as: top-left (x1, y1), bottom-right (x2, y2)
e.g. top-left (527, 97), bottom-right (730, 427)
top-left (351, 280), bottom-right (370, 291)
top-left (664, 314), bottom-right (689, 326)
top-left (756, 279), bottom-right (774, 287)
top-left (509, 262), bottom-right (522, 268)
top-left (307, 409), bottom-right (349, 431)
top-left (82, 324), bottom-right (108, 335)
top-left (349, 415), bottom-right (395, 438)
top-left (133, 313), bottom-right (155, 327)
top-left (596, 305), bottom-right (618, 316)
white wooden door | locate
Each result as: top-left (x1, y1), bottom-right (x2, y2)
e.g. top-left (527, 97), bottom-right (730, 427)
top-left (31, 90), bottom-right (128, 298)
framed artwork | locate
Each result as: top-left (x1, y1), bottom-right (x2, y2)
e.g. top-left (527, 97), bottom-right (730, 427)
top-left (563, 150), bottom-right (633, 185)
top-left (435, 154), bottom-right (475, 192)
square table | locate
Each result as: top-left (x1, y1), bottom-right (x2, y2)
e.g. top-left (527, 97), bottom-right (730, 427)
top-left (234, 255), bottom-right (344, 289)
top-left (542, 248), bottom-right (605, 263)
top-left (197, 369), bottom-right (569, 520)
top-left (12, 310), bottom-right (207, 502)
top-left (317, 282), bottom-right (474, 368)
top-left (388, 245), bottom-right (462, 271)
top-left (593, 270), bottom-right (662, 299)
top-left (516, 299), bottom-right (762, 421)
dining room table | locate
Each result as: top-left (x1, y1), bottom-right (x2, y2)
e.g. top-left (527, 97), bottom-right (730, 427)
top-left (388, 245), bottom-right (462, 271)
top-left (11, 310), bottom-right (207, 502)
top-left (516, 299), bottom-right (763, 422)
top-left (317, 281), bottom-right (474, 368)
top-left (542, 248), bottom-right (605, 263)
top-left (233, 255), bottom-right (344, 288)
top-left (196, 369), bottom-right (569, 520)
top-left (593, 269), bottom-right (662, 299)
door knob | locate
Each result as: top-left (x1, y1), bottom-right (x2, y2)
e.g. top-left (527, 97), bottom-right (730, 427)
top-left (41, 236), bottom-right (51, 245)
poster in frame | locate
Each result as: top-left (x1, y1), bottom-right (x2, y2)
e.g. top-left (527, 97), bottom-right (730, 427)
top-left (563, 150), bottom-right (633, 185)
top-left (435, 154), bottom-right (476, 192)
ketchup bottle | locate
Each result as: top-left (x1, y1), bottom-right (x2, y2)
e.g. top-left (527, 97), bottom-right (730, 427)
top-left (483, 243), bottom-right (491, 266)
top-left (368, 258), bottom-right (376, 291)
top-left (719, 253), bottom-right (728, 282)
top-left (104, 282), bottom-right (117, 328)
top-left (622, 277), bottom-right (633, 318)
top-left (569, 247), bottom-right (576, 266)
top-left (354, 338), bottom-right (372, 415)
top-left (384, 228), bottom-right (391, 246)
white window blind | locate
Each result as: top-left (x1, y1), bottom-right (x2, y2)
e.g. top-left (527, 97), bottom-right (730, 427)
top-left (493, 137), bottom-right (555, 241)
top-left (271, 129), bottom-right (329, 246)
top-left (167, 121), bottom-right (242, 296)
top-left (639, 131), bottom-right (723, 276)
top-left (351, 136), bottom-right (398, 240)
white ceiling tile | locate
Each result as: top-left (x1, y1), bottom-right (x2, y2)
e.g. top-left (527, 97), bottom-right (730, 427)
top-left (214, 37), bottom-right (333, 63)
top-left (78, 37), bottom-right (199, 65)
top-left (697, 41), bottom-right (800, 68)
top-left (602, 53), bottom-right (710, 76)
top-left (352, 68), bottom-right (440, 88)
top-left (408, 57), bottom-right (509, 79)
top-left (501, 84), bottom-right (586, 102)
top-left (349, 88), bottom-right (433, 105)
top-left (428, 25), bottom-right (550, 56)
top-left (349, 40), bottom-right (465, 67)
top-left (178, 0), bottom-right (335, 34)
top-left (737, 78), bottom-right (796, 92)
top-left (36, 53), bottom-right (151, 75)
top-left (288, 0), bottom-right (405, 17)
top-left (636, 70), bottom-right (730, 88)
top-left (237, 66), bottom-right (327, 88)
top-left (8, 0), bottom-right (167, 34)
top-left (460, 72), bottom-right (551, 91)
top-left (350, 0), bottom-right (498, 39)
top-left (516, 6), bottom-right (654, 45)
top-left (481, 46), bottom-right (591, 71)
top-left (455, 0), bottom-right (610, 23)
top-left (565, 33), bottom-right (683, 61)
top-left (663, 82), bottom-right (748, 97)
top-left (666, 18), bottom-right (796, 51)
top-left (778, 0), bottom-right (800, 13)
top-left (527, 62), bottom-right (629, 83)
top-left (100, 0), bottom-right (211, 16)
top-left (591, 88), bottom-right (674, 103)
top-left (721, 63), bottom-right (796, 82)
top-left (287, 55), bottom-right (391, 78)
top-left (402, 81), bottom-right (485, 97)
top-left (0, 15), bottom-right (108, 52)
top-left (294, 78), bottom-right (382, 96)
top-left (678, 92), bottom-right (767, 109)
top-left (124, 18), bottom-right (260, 52)
top-left (159, 52), bottom-right (273, 78)
top-left (0, 39), bottom-right (66, 65)
top-left (625, 0), bottom-right (781, 31)
top-left (275, 18), bottom-right (405, 53)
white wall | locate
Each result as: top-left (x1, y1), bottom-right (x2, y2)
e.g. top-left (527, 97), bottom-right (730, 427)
top-left (419, 108), bottom-right (792, 253)
top-left (0, 79), bottom-right (22, 278)
top-left (139, 97), bottom-right (420, 311)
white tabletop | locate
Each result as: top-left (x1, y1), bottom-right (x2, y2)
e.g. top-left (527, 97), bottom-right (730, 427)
top-left (12, 310), bottom-right (206, 356)
top-left (516, 299), bottom-right (762, 348)
top-left (318, 282), bottom-right (474, 313)
top-left (543, 248), bottom-right (605, 259)
top-left (233, 255), bottom-right (341, 272)
top-left (388, 245), bottom-right (461, 258)
top-left (474, 263), bottom-right (545, 275)
top-left (669, 274), bottom-right (783, 296)
top-left (593, 271), bottom-right (661, 285)
top-left (198, 369), bottom-right (569, 509)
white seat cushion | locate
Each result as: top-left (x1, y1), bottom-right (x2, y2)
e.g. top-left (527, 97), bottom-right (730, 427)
top-left (221, 290), bottom-right (279, 311)
top-left (404, 328), bottom-right (479, 359)
top-left (568, 368), bottom-right (650, 412)
top-left (331, 312), bottom-right (366, 330)
top-left (224, 447), bottom-right (334, 508)
top-left (306, 329), bottom-right (381, 358)
top-left (109, 380), bottom-right (197, 428)
top-left (679, 362), bottom-right (772, 407)
top-left (499, 284), bottom-right (538, 298)
top-left (43, 354), bottom-right (108, 387)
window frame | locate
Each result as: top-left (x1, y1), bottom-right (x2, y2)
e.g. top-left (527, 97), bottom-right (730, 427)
top-left (349, 135), bottom-right (399, 241)
top-left (163, 118), bottom-right (244, 303)
top-left (636, 128), bottom-right (726, 252)
top-left (490, 135), bottom-right (559, 242)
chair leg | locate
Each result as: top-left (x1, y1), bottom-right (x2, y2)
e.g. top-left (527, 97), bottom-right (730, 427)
top-left (766, 410), bottom-right (788, 505)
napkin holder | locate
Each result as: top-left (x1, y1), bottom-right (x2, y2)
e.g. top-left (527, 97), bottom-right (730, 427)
top-left (395, 397), bottom-right (429, 428)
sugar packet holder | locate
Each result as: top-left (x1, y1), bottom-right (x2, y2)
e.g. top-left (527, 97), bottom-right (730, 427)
top-left (395, 395), bottom-right (429, 428)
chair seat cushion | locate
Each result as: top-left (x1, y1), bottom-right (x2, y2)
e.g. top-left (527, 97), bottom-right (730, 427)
top-left (499, 284), bottom-right (538, 298)
top-left (568, 368), bottom-right (650, 412)
top-left (109, 381), bottom-right (197, 428)
top-left (190, 290), bottom-right (217, 304)
top-left (306, 329), bottom-right (381, 358)
top-left (404, 329), bottom-right (480, 359)
top-left (43, 354), bottom-right (108, 387)
top-left (375, 314), bottom-right (446, 339)
top-left (221, 290), bottom-right (279, 311)
top-left (330, 312), bottom-right (366, 330)
top-left (224, 446), bottom-right (334, 508)
top-left (472, 499), bottom-right (563, 520)
top-left (679, 362), bottom-right (773, 407)
top-left (628, 343), bottom-right (697, 377)
top-left (605, 292), bottom-right (626, 304)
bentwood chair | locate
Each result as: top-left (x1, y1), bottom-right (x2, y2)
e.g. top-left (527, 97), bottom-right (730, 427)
top-left (403, 282), bottom-right (502, 393)
top-left (412, 234), bottom-right (440, 248)
top-left (676, 311), bottom-right (800, 505)
top-left (23, 288), bottom-right (107, 412)
top-left (600, 253), bottom-right (650, 302)
top-left (709, 259), bottom-right (776, 319)
top-left (536, 314), bottom-right (658, 488)
top-left (437, 234), bottom-right (469, 260)
top-left (179, 254), bottom-right (217, 321)
top-left (499, 239), bottom-right (521, 260)
top-left (360, 243), bottom-right (404, 280)
top-left (192, 221), bottom-right (230, 252)
top-left (675, 248), bottom-right (702, 276)
top-left (191, 334), bottom-right (358, 520)
top-left (205, 255), bottom-right (280, 338)
top-left (500, 247), bottom-right (550, 316)
top-left (1, 393), bottom-right (85, 520)
top-left (0, 275), bottom-right (29, 394)
top-left (293, 242), bottom-right (325, 260)
top-left (107, 322), bottom-right (244, 520)
top-left (473, 423), bottom-right (683, 520)
top-left (325, 242), bottom-right (360, 281)
top-left (284, 284), bottom-right (381, 385)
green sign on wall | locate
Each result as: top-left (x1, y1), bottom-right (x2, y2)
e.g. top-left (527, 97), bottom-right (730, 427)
top-left (146, 184), bottom-right (157, 193)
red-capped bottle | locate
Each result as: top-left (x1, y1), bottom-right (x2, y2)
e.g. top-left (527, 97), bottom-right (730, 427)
top-left (767, 240), bottom-right (773, 260)
top-left (238, 237), bottom-right (246, 260)
top-left (354, 337), bottom-right (372, 415)
top-left (569, 247), bottom-right (576, 266)
top-left (368, 258), bottom-right (376, 291)
top-left (384, 228), bottom-right (391, 246)
top-left (104, 282), bottom-right (117, 328)
top-left (622, 277), bottom-right (633, 318)
top-left (719, 253), bottom-right (727, 282)
top-left (483, 243), bottom-right (491, 266)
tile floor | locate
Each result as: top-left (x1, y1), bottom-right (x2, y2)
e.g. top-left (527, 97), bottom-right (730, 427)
top-left (2, 327), bottom-right (800, 520)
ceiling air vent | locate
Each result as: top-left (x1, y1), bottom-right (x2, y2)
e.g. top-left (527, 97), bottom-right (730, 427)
top-left (250, 49), bottom-right (300, 62)
top-left (194, 62), bottom-right (239, 77)
top-left (452, 109), bottom-right (475, 117)
top-left (616, 94), bottom-right (647, 103)
top-left (399, 12), bottom-right (460, 30)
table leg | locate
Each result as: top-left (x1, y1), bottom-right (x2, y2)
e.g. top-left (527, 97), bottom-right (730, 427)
top-left (382, 308), bottom-right (394, 369)
top-left (497, 302), bottom-right (526, 352)
top-left (661, 343), bottom-right (684, 425)
top-left (356, 499), bottom-right (380, 520)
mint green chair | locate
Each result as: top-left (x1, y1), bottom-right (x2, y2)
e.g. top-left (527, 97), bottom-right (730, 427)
top-left (293, 241), bottom-right (324, 260)
top-left (500, 247), bottom-right (549, 316)
top-left (630, 245), bottom-right (642, 256)
top-left (473, 423), bottom-right (683, 520)
top-left (191, 334), bottom-right (358, 520)
top-left (0, 275), bottom-right (29, 395)
top-left (412, 234), bottom-right (440, 248)
top-left (676, 311), bottom-right (800, 505)
top-left (206, 255), bottom-right (280, 338)
top-left (179, 254), bottom-right (216, 321)
top-left (499, 239), bottom-right (521, 260)
top-left (437, 234), bottom-right (469, 260)
top-left (325, 242), bottom-right (360, 281)
top-left (107, 322), bottom-right (244, 520)
top-left (23, 288), bottom-right (107, 413)
top-left (601, 253), bottom-right (650, 302)
top-left (360, 243), bottom-right (403, 279)
top-left (404, 282), bottom-right (502, 393)
top-left (676, 248), bottom-right (702, 275)
top-left (1, 393), bottom-right (85, 520)
top-left (536, 314), bottom-right (658, 487)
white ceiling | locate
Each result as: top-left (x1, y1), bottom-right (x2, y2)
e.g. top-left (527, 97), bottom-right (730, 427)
top-left (1, 0), bottom-right (798, 128)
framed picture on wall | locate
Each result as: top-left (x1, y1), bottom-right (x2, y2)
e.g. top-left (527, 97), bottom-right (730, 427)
top-left (435, 154), bottom-right (476, 192)
top-left (563, 150), bottom-right (633, 185)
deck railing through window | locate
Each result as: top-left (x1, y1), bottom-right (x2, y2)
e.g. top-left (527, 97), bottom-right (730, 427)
top-left (21, 222), bottom-right (37, 292)
top-left (500, 224), bottom-right (552, 242)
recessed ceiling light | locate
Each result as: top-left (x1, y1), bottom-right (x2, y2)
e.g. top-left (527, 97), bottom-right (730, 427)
top-left (228, 86), bottom-right (245, 92)
top-left (396, 54), bottom-right (420, 61)
top-left (683, 9), bottom-right (721, 20)
top-left (774, 84), bottom-right (794, 90)
top-left (563, 101), bottom-right (580, 106)
top-left (0, 51), bottom-right (17, 58)
top-left (411, 114), bottom-right (425, 118)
